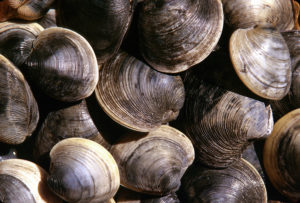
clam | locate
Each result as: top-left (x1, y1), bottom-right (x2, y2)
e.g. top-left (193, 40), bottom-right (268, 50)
top-left (37, 9), bottom-right (56, 28)
top-left (95, 51), bottom-right (185, 132)
top-left (0, 21), bottom-right (43, 66)
top-left (174, 77), bottom-right (273, 168)
top-left (0, 0), bottom-right (55, 22)
top-left (222, 0), bottom-right (294, 31)
top-left (56, 0), bottom-right (134, 63)
top-left (138, 0), bottom-right (224, 73)
top-left (263, 108), bottom-right (300, 201)
top-left (34, 99), bottom-right (111, 161)
top-left (229, 24), bottom-right (291, 100)
top-left (0, 54), bottom-right (39, 145)
top-left (0, 159), bottom-right (61, 203)
top-left (110, 125), bottom-right (194, 195)
top-left (47, 137), bottom-right (120, 203)
top-left (22, 27), bottom-right (99, 102)
top-left (181, 158), bottom-right (267, 202)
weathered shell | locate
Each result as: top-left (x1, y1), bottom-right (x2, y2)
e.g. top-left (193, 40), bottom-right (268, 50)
top-left (174, 77), bottom-right (273, 168)
top-left (22, 27), bottom-right (99, 102)
top-left (222, 0), bottom-right (294, 31)
top-left (0, 21), bottom-right (43, 66)
top-left (116, 187), bottom-right (180, 203)
top-left (138, 0), bottom-right (224, 73)
top-left (110, 125), bottom-right (194, 195)
top-left (34, 100), bottom-right (110, 160)
top-left (229, 24), bottom-right (291, 100)
top-left (264, 108), bottom-right (300, 201)
top-left (0, 55), bottom-right (39, 144)
top-left (0, 159), bottom-right (61, 203)
top-left (282, 30), bottom-right (300, 71)
top-left (0, 0), bottom-right (55, 22)
top-left (95, 51), bottom-right (185, 132)
top-left (37, 9), bottom-right (56, 28)
top-left (181, 158), bottom-right (267, 203)
top-left (47, 138), bottom-right (120, 203)
top-left (56, 0), bottom-right (134, 63)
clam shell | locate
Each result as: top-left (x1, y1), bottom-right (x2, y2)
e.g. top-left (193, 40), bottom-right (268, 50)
top-left (110, 125), bottom-right (194, 195)
top-left (0, 159), bottom-right (61, 203)
top-left (138, 0), bottom-right (224, 73)
top-left (264, 108), bottom-right (300, 201)
top-left (56, 0), bottom-right (134, 63)
top-left (222, 0), bottom-right (294, 31)
top-left (229, 25), bottom-right (291, 100)
top-left (175, 78), bottom-right (273, 168)
top-left (0, 55), bottom-right (39, 144)
top-left (35, 100), bottom-right (110, 160)
top-left (48, 138), bottom-right (120, 203)
top-left (0, 0), bottom-right (55, 22)
top-left (0, 21), bottom-right (43, 66)
top-left (181, 158), bottom-right (267, 203)
top-left (22, 27), bottom-right (99, 102)
top-left (95, 51), bottom-right (185, 132)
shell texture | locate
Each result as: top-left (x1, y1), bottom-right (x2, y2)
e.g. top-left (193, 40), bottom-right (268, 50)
top-left (0, 159), bottom-right (61, 203)
top-left (181, 158), bottom-right (267, 203)
top-left (0, 0), bottom-right (55, 22)
top-left (176, 78), bottom-right (273, 168)
top-left (95, 51), bottom-right (185, 132)
top-left (48, 138), bottom-right (120, 203)
top-left (0, 22), bottom-right (43, 66)
top-left (264, 108), bottom-right (300, 201)
top-left (230, 25), bottom-right (291, 100)
top-left (110, 125), bottom-right (194, 195)
top-left (22, 27), bottom-right (99, 102)
top-left (56, 0), bottom-right (134, 63)
top-left (138, 0), bottom-right (224, 73)
top-left (37, 9), bottom-right (56, 28)
top-left (35, 100), bottom-right (110, 160)
top-left (222, 0), bottom-right (294, 31)
top-left (0, 55), bottom-right (39, 145)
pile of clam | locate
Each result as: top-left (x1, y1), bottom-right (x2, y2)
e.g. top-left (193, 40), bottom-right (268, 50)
top-left (0, 0), bottom-right (300, 202)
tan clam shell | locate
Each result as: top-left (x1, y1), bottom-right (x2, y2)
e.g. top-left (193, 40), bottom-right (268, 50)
top-left (222, 0), bottom-right (294, 31)
top-left (0, 159), bottom-right (61, 203)
top-left (229, 25), bottom-right (291, 100)
top-left (0, 54), bottom-right (39, 144)
top-left (110, 125), bottom-right (194, 195)
top-left (95, 51), bottom-right (185, 132)
top-left (264, 108), bottom-right (300, 201)
top-left (48, 138), bottom-right (120, 203)
top-left (138, 0), bottom-right (224, 73)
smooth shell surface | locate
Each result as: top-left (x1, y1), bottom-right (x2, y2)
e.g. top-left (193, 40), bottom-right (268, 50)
top-left (222, 0), bottom-right (294, 31)
top-left (0, 22), bottom-right (43, 66)
top-left (176, 78), bottom-right (273, 168)
top-left (0, 55), bottom-right (39, 144)
top-left (110, 125), bottom-right (194, 195)
top-left (22, 27), bottom-right (99, 102)
top-left (56, 0), bottom-right (133, 63)
top-left (95, 51), bottom-right (185, 132)
top-left (230, 25), bottom-right (291, 100)
top-left (0, 159), bottom-right (61, 203)
top-left (138, 0), bottom-right (224, 73)
top-left (0, 0), bottom-right (55, 22)
top-left (48, 138), bottom-right (120, 203)
top-left (181, 159), bottom-right (267, 203)
top-left (264, 109), bottom-right (300, 201)
top-left (35, 100), bottom-right (110, 160)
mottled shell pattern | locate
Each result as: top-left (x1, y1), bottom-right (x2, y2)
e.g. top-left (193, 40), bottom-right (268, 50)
top-left (110, 125), bottom-right (194, 195)
top-left (0, 159), bottom-right (61, 203)
top-left (48, 138), bottom-right (120, 203)
top-left (0, 55), bottom-right (39, 145)
top-left (181, 159), bottom-right (267, 203)
top-left (95, 51), bottom-right (185, 132)
top-left (264, 109), bottom-right (300, 201)
top-left (138, 0), bottom-right (224, 73)
top-left (230, 24), bottom-right (291, 100)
